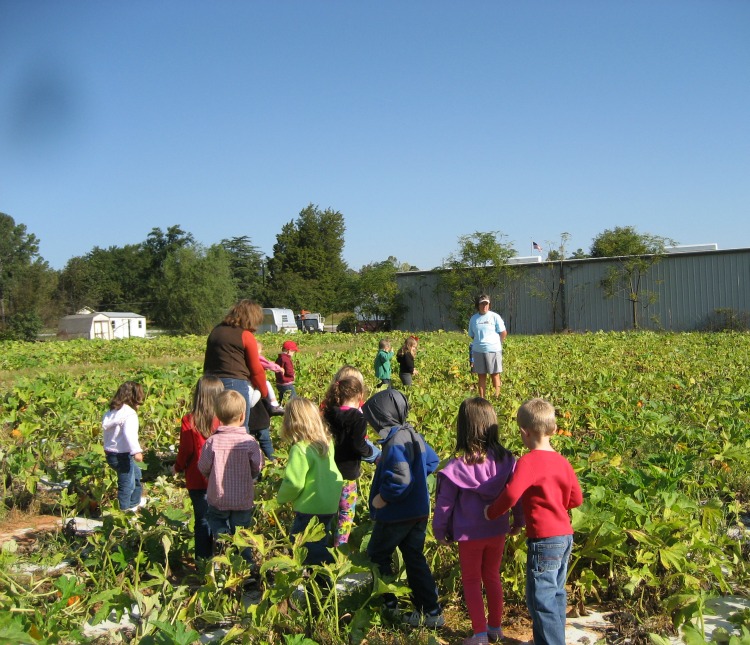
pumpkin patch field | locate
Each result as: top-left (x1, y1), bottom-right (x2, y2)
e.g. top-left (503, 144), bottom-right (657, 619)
top-left (1, 331), bottom-right (748, 644)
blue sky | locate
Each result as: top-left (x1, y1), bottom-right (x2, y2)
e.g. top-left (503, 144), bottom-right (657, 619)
top-left (1, 1), bottom-right (748, 271)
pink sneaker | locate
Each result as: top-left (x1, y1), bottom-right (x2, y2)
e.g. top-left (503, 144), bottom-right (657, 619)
top-left (488, 626), bottom-right (504, 642)
top-left (463, 634), bottom-right (489, 645)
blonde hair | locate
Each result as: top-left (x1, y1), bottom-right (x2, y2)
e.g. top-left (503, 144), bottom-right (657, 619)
top-left (191, 375), bottom-right (224, 439)
top-left (516, 398), bottom-right (557, 437)
top-left (397, 336), bottom-right (418, 358)
top-left (215, 389), bottom-right (246, 425)
top-left (223, 299), bottom-right (264, 332)
top-left (281, 397), bottom-right (332, 456)
top-left (332, 365), bottom-right (365, 388)
top-left (378, 339), bottom-right (392, 351)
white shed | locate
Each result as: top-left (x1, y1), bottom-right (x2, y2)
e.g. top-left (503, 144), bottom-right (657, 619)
top-left (58, 310), bottom-right (147, 340)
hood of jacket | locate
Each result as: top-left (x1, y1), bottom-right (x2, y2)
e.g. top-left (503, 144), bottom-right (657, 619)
top-left (362, 389), bottom-right (409, 437)
top-left (438, 450), bottom-right (515, 502)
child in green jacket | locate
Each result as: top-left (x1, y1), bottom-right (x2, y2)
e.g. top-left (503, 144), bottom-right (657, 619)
top-left (278, 397), bottom-right (344, 565)
top-left (374, 339), bottom-right (394, 388)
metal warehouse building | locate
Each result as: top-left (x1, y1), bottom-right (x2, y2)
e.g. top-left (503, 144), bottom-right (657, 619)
top-left (395, 248), bottom-right (750, 334)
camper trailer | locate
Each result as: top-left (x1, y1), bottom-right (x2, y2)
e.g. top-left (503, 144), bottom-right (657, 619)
top-left (258, 308), bottom-right (298, 334)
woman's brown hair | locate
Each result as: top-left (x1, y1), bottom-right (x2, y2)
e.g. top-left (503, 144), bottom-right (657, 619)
top-left (223, 299), bottom-right (264, 332)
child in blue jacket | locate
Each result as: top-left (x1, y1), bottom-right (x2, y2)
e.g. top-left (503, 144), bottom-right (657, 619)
top-left (362, 389), bottom-right (444, 629)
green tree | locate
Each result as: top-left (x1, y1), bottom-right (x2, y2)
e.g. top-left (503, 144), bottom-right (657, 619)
top-left (355, 257), bottom-right (407, 327)
top-left (590, 226), bottom-right (676, 329)
top-left (57, 244), bottom-right (148, 314)
top-left (530, 233), bottom-right (572, 332)
top-left (220, 236), bottom-right (266, 301)
top-left (143, 225), bottom-right (197, 325)
top-left (439, 231), bottom-right (517, 328)
top-left (155, 244), bottom-right (237, 334)
top-left (0, 213), bottom-right (58, 339)
top-left (266, 204), bottom-right (348, 312)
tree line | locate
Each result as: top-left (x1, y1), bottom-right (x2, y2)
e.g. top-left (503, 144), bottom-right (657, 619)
top-left (0, 205), bottom-right (672, 340)
top-left (0, 205), bottom-right (415, 339)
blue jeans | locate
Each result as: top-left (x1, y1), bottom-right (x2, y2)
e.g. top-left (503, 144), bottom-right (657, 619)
top-left (220, 378), bottom-right (252, 432)
top-left (188, 489), bottom-right (212, 560)
top-left (367, 519), bottom-right (439, 613)
top-left (277, 383), bottom-right (296, 404)
top-left (206, 505), bottom-right (254, 561)
top-left (105, 452), bottom-right (141, 510)
top-left (250, 427), bottom-right (275, 461)
top-left (526, 534), bottom-right (573, 645)
top-left (290, 512), bottom-right (335, 566)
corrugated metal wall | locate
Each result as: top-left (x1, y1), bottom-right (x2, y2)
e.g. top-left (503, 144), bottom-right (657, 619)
top-left (395, 249), bottom-right (750, 333)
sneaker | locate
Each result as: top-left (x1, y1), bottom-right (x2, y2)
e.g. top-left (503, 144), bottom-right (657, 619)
top-left (270, 405), bottom-right (285, 416)
top-left (488, 626), bottom-right (504, 642)
top-left (403, 609), bottom-right (445, 628)
top-left (383, 598), bottom-right (399, 618)
top-left (463, 634), bottom-right (489, 645)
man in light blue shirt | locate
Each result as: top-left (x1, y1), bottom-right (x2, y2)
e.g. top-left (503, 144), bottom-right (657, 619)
top-left (468, 295), bottom-right (508, 397)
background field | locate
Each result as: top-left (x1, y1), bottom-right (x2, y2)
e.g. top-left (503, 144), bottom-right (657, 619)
top-left (1, 331), bottom-right (749, 644)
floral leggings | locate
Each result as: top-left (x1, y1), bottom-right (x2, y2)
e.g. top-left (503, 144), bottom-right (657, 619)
top-left (335, 480), bottom-right (358, 546)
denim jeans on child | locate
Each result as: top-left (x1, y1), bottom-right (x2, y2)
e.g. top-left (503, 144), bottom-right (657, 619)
top-left (105, 452), bottom-right (142, 510)
top-left (277, 382), bottom-right (297, 404)
top-left (219, 378), bottom-right (253, 432)
top-left (206, 505), bottom-right (254, 561)
top-left (367, 518), bottom-right (440, 613)
top-left (188, 489), bottom-right (212, 560)
top-left (290, 512), bottom-right (335, 565)
top-left (526, 534), bottom-right (573, 645)
top-left (251, 427), bottom-right (275, 461)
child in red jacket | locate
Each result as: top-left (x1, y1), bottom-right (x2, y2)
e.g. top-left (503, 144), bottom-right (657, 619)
top-left (173, 376), bottom-right (224, 560)
top-left (275, 340), bottom-right (298, 404)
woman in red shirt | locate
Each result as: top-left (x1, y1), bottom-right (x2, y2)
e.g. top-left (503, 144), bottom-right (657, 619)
top-left (203, 300), bottom-right (269, 432)
top-left (173, 375), bottom-right (224, 561)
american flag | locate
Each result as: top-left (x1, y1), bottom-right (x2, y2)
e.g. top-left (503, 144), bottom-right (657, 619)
top-left (532, 241), bottom-right (543, 251)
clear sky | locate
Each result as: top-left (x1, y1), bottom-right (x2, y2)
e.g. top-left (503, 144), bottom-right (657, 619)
top-left (1, 1), bottom-right (748, 271)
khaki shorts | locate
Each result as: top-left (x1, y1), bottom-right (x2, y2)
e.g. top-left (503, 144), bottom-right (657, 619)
top-left (473, 351), bottom-right (502, 375)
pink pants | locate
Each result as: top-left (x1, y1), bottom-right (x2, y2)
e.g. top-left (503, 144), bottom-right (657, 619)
top-left (458, 534), bottom-right (507, 634)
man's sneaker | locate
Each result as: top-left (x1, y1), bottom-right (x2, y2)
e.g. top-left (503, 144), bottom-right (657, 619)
top-left (403, 609), bottom-right (445, 628)
top-left (487, 626), bottom-right (504, 642)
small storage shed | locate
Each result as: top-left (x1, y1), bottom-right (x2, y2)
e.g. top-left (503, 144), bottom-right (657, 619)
top-left (58, 310), bottom-right (147, 340)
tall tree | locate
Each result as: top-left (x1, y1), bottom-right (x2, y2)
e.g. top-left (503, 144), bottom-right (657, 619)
top-left (143, 225), bottom-right (197, 324)
top-left (439, 232), bottom-right (517, 328)
top-left (590, 226), bottom-right (676, 329)
top-left (220, 236), bottom-right (266, 302)
top-left (57, 244), bottom-right (148, 314)
top-left (266, 204), bottom-right (348, 312)
top-left (530, 233), bottom-right (572, 332)
top-left (355, 257), bottom-right (407, 327)
top-left (0, 213), bottom-right (57, 339)
top-left (154, 244), bottom-right (237, 334)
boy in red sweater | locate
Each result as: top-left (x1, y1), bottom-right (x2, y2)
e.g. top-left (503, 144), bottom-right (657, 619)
top-left (485, 398), bottom-right (582, 645)
top-left (275, 340), bottom-right (298, 404)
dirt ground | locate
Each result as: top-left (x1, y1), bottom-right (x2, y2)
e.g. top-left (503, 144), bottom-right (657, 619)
top-left (0, 511), bottom-right (61, 552)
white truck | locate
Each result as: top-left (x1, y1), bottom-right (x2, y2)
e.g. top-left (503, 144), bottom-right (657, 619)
top-left (296, 312), bottom-right (326, 333)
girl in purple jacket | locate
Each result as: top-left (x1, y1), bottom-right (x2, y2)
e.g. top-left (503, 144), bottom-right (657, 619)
top-left (433, 398), bottom-right (524, 645)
